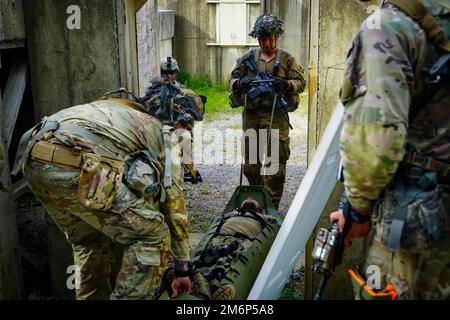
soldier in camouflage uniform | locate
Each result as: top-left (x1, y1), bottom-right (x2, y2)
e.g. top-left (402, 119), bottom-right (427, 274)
top-left (229, 14), bottom-right (306, 209)
top-left (330, 0), bottom-right (450, 299)
top-left (15, 98), bottom-right (192, 299)
top-left (141, 57), bottom-right (204, 183)
top-left (169, 197), bottom-right (267, 300)
top-left (142, 56), bottom-right (205, 124)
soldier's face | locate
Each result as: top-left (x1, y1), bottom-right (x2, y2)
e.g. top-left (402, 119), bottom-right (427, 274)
top-left (161, 70), bottom-right (176, 84)
top-left (259, 35), bottom-right (279, 55)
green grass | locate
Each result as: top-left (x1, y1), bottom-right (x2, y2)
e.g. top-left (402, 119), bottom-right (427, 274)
top-left (200, 187), bottom-right (210, 195)
top-left (178, 72), bottom-right (240, 121)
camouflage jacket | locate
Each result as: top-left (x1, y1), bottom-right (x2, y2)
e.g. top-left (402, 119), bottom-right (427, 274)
top-left (340, 0), bottom-right (450, 210)
top-left (145, 77), bottom-right (205, 116)
top-left (44, 99), bottom-right (190, 261)
top-left (229, 48), bottom-right (306, 111)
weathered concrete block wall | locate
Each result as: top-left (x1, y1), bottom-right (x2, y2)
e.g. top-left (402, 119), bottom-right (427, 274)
top-left (137, 0), bottom-right (159, 96)
top-left (157, 0), bottom-right (217, 80)
top-left (309, 0), bottom-right (381, 151)
top-left (0, 0), bottom-right (25, 43)
top-left (23, 0), bottom-right (121, 121)
top-left (262, 0), bottom-right (310, 74)
top-left (158, 8), bottom-right (175, 60)
top-left (308, 0), bottom-right (382, 300)
top-left (157, 0), bottom-right (309, 84)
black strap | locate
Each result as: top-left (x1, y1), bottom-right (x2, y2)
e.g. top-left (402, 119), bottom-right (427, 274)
top-left (12, 119), bottom-right (59, 175)
top-left (238, 208), bottom-right (267, 228)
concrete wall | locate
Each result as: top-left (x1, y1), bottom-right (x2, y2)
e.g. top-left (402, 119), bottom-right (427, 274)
top-left (0, 0), bottom-right (25, 43)
top-left (262, 0), bottom-right (310, 74)
top-left (157, 0), bottom-right (309, 84)
top-left (137, 0), bottom-right (160, 96)
top-left (23, 0), bottom-right (122, 120)
top-left (307, 0), bottom-right (382, 299)
top-left (158, 9), bottom-right (175, 59)
top-left (308, 0), bottom-right (381, 153)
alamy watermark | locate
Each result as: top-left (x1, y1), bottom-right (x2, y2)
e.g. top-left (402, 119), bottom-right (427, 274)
top-left (366, 5), bottom-right (381, 30)
top-left (66, 5), bottom-right (81, 30)
top-left (171, 125), bottom-right (281, 175)
top-left (366, 265), bottom-right (382, 290)
top-left (66, 265), bottom-right (81, 290)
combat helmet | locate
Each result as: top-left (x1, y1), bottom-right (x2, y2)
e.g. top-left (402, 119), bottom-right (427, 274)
top-left (249, 14), bottom-right (284, 39)
top-left (160, 56), bottom-right (180, 74)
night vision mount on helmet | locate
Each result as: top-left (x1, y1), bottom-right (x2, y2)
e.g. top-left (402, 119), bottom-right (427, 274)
top-left (160, 56), bottom-right (180, 74)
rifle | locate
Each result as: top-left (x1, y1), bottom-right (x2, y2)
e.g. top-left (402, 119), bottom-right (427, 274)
top-left (311, 198), bottom-right (352, 300)
top-left (243, 57), bottom-right (293, 129)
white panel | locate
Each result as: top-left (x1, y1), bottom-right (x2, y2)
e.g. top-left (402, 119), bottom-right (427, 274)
top-left (218, 3), bottom-right (247, 44)
top-left (248, 103), bottom-right (345, 300)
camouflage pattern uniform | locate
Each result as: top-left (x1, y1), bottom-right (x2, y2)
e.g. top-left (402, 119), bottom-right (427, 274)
top-left (22, 99), bottom-right (189, 300)
top-left (230, 48), bottom-right (306, 209)
top-left (145, 76), bottom-right (205, 125)
top-left (340, 1), bottom-right (450, 299)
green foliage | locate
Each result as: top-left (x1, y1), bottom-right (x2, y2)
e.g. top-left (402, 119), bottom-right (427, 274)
top-left (200, 187), bottom-right (210, 195)
top-left (178, 71), bottom-right (213, 90)
top-left (177, 72), bottom-right (240, 120)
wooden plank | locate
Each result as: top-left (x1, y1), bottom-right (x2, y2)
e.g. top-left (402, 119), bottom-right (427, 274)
top-left (0, 40), bottom-right (26, 50)
top-left (117, 0), bottom-right (140, 94)
top-left (134, 0), bottom-right (148, 12)
top-left (18, 247), bottom-right (46, 273)
top-left (12, 179), bottom-right (30, 201)
top-left (0, 0), bottom-right (26, 42)
top-left (3, 54), bottom-right (28, 150)
top-left (0, 85), bottom-right (24, 299)
top-left (248, 103), bottom-right (344, 300)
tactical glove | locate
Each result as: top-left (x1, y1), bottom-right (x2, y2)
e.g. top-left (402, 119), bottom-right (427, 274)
top-left (273, 77), bottom-right (290, 92)
top-left (239, 76), bottom-right (253, 93)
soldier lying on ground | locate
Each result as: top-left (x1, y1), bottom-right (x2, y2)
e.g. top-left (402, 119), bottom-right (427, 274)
top-left (163, 197), bottom-right (276, 300)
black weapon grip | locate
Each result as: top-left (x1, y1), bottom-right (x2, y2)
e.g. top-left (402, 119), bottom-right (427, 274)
top-left (334, 199), bottom-right (352, 266)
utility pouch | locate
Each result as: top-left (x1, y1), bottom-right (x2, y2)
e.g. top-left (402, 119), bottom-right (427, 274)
top-left (77, 153), bottom-right (125, 211)
top-left (124, 153), bottom-right (160, 198)
top-left (228, 92), bottom-right (245, 108)
top-left (376, 170), bottom-right (447, 253)
top-left (348, 267), bottom-right (398, 300)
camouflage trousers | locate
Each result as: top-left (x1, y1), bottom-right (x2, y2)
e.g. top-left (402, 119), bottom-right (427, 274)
top-left (24, 160), bottom-right (171, 300)
top-left (363, 192), bottom-right (450, 299)
top-left (243, 110), bottom-right (291, 209)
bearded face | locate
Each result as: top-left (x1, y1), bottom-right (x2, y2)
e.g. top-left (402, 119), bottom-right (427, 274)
top-left (258, 35), bottom-right (279, 55)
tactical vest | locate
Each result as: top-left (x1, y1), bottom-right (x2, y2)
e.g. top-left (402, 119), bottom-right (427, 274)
top-left (385, 0), bottom-right (450, 179)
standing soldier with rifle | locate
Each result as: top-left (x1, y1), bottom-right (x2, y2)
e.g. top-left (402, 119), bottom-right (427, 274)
top-left (328, 0), bottom-right (450, 300)
top-left (229, 14), bottom-right (306, 209)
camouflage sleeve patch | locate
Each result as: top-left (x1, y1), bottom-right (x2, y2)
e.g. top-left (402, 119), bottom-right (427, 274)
top-left (286, 54), bottom-right (306, 94)
top-left (340, 8), bottom-right (419, 209)
top-left (229, 53), bottom-right (250, 108)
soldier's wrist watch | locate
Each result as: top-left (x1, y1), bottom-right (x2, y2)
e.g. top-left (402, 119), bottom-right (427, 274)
top-left (174, 261), bottom-right (192, 278)
top-left (350, 210), bottom-right (372, 224)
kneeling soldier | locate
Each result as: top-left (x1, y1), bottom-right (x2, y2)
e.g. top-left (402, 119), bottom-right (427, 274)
top-left (13, 97), bottom-right (194, 300)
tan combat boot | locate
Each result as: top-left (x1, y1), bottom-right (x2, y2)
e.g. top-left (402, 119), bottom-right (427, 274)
top-left (212, 283), bottom-right (236, 300)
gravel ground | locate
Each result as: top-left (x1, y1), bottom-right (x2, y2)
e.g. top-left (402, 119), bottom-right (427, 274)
top-left (185, 109), bottom-right (308, 233)
top-left (184, 109), bottom-right (308, 297)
